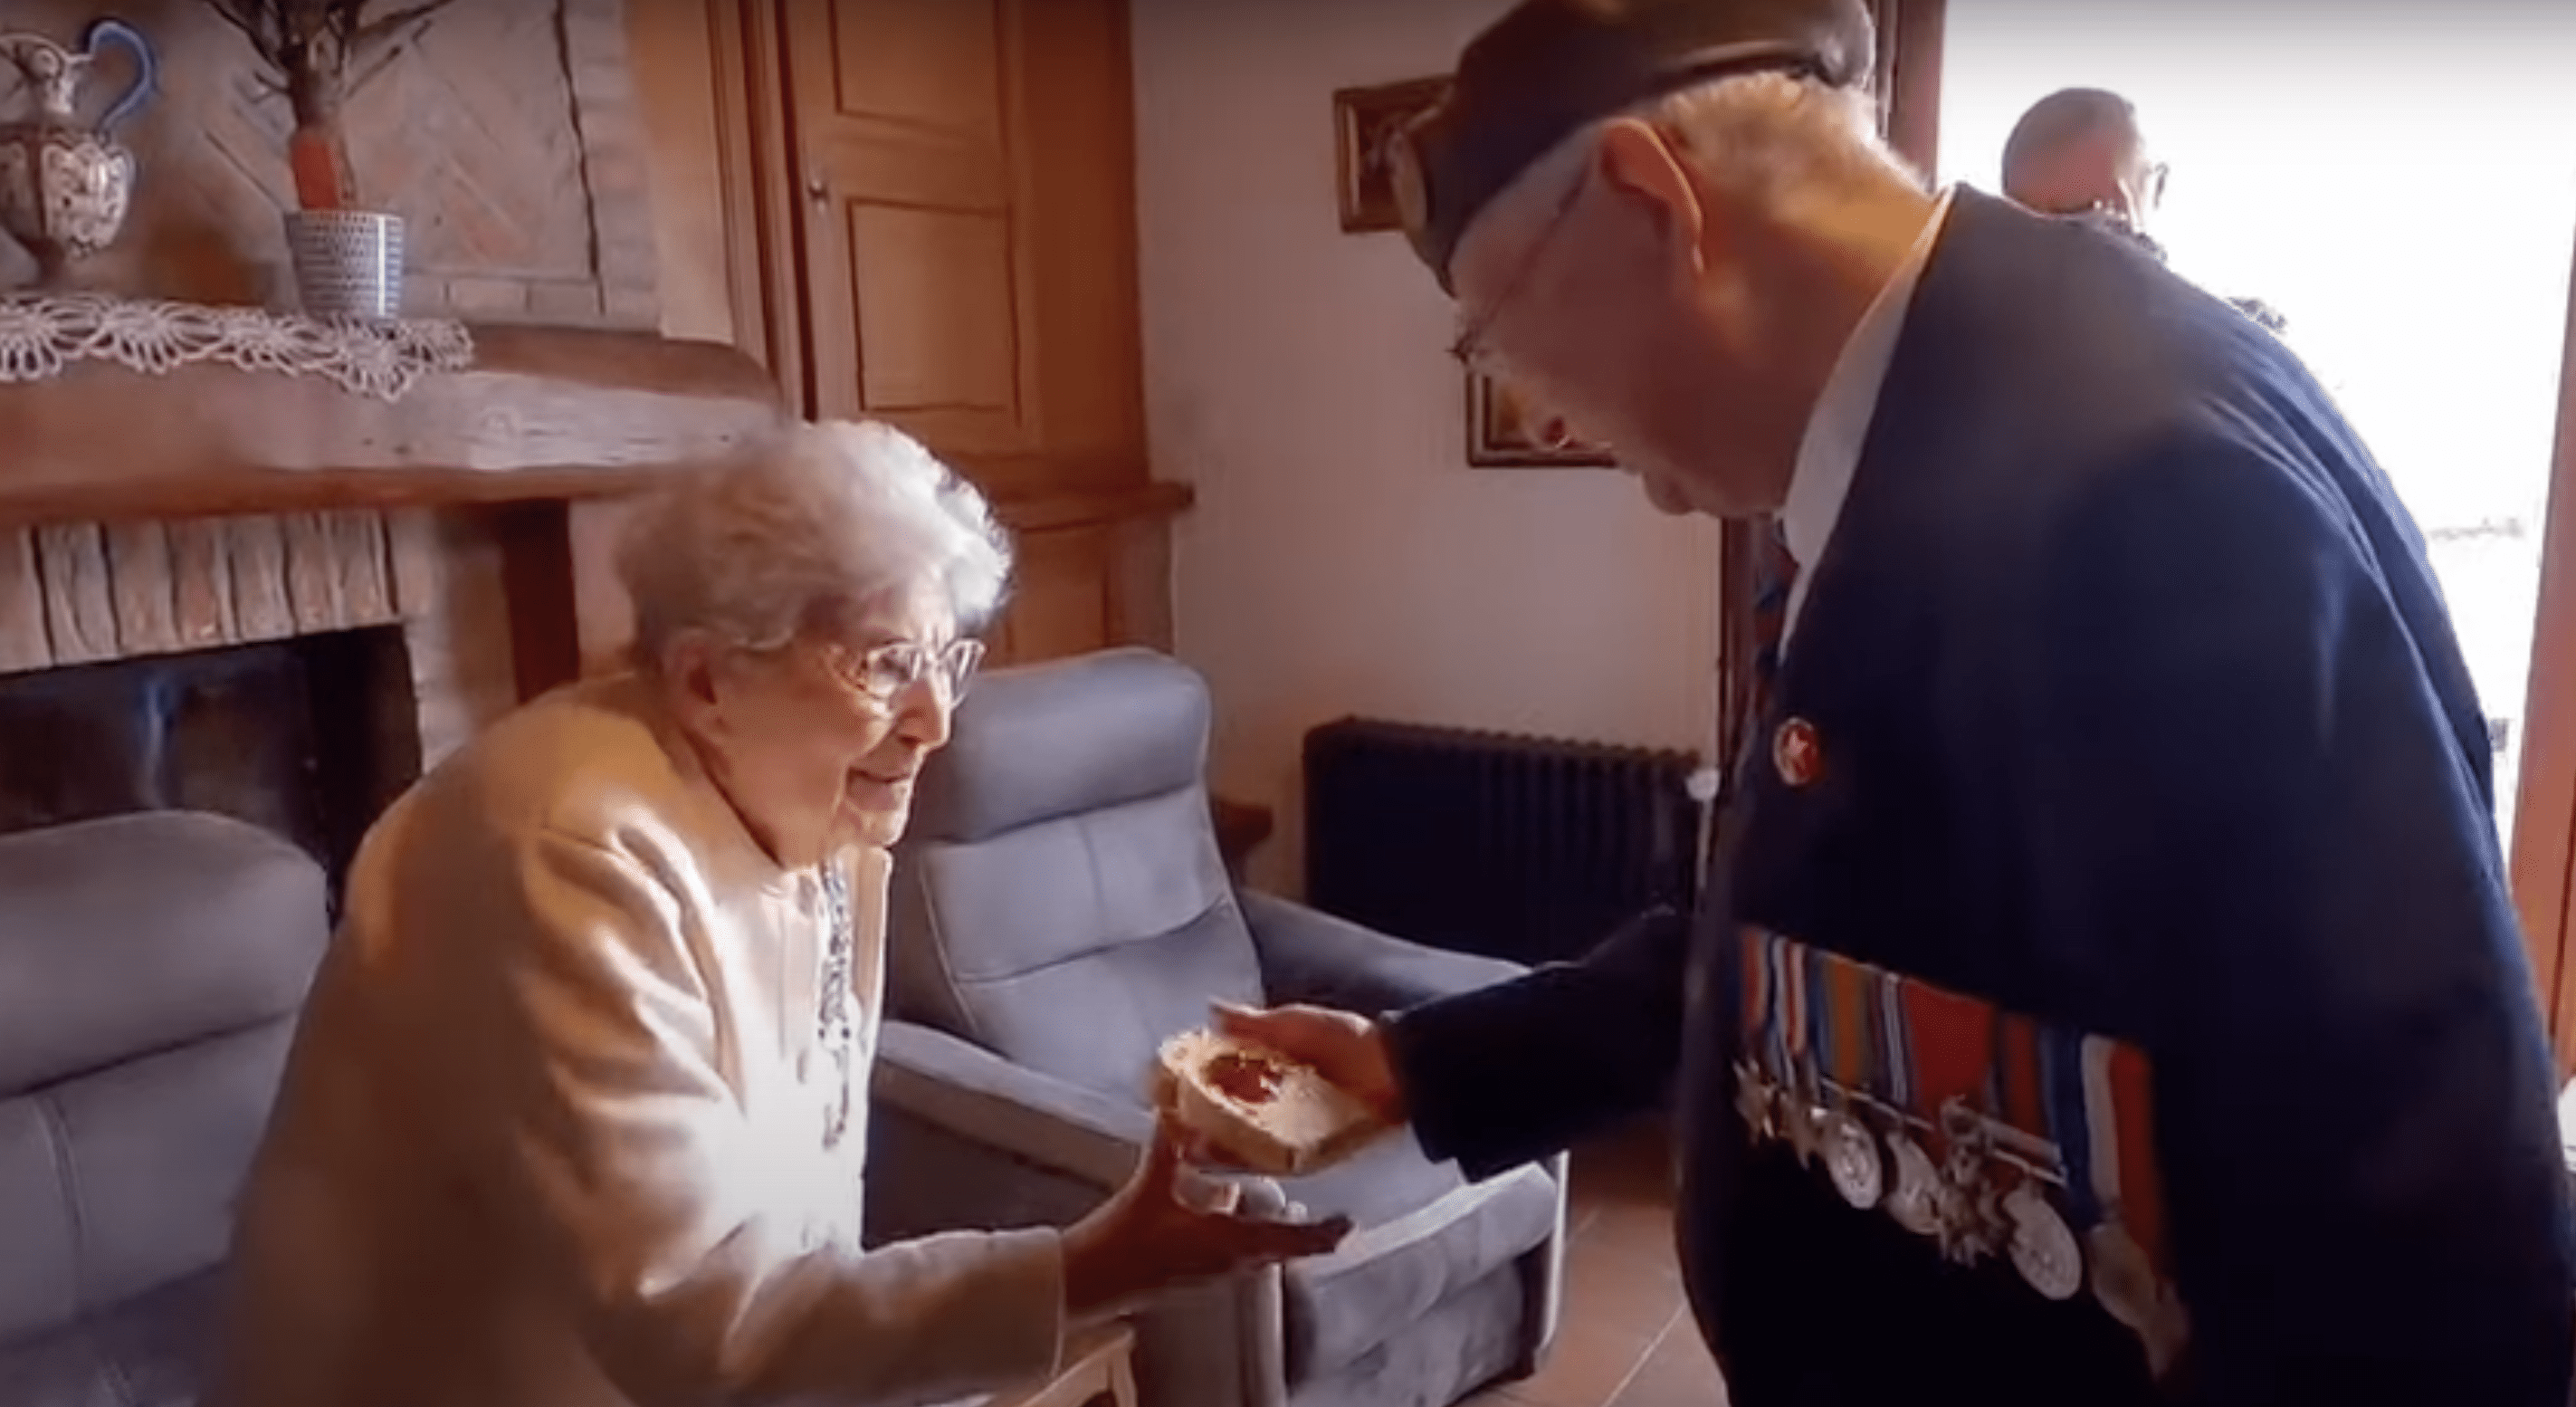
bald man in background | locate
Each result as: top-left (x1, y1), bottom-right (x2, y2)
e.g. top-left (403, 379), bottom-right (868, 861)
top-left (2003, 87), bottom-right (2286, 332)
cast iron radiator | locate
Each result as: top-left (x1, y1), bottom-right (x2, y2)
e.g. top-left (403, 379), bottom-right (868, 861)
top-left (1302, 718), bottom-right (1703, 965)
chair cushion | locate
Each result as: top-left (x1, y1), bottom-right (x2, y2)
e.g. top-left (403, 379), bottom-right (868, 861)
top-left (1290, 1265), bottom-right (1527, 1407)
top-left (0, 811), bottom-right (328, 1095)
top-left (912, 648), bottom-right (1212, 845)
top-left (0, 811), bottom-right (325, 1353)
top-left (892, 793), bottom-right (1264, 1099)
top-left (0, 1268), bottom-right (221, 1407)
top-left (889, 649), bottom-right (1266, 1101)
top-left (0, 1021), bottom-right (293, 1344)
top-left (1278, 1142), bottom-right (1560, 1383)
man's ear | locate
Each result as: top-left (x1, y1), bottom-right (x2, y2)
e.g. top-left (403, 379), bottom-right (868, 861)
top-left (1595, 119), bottom-right (1708, 289)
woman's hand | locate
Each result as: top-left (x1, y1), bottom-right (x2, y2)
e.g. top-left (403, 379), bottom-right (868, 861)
top-left (1060, 1114), bottom-right (1352, 1319)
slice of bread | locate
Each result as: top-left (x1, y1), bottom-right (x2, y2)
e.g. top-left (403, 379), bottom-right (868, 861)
top-left (1153, 1029), bottom-right (1381, 1177)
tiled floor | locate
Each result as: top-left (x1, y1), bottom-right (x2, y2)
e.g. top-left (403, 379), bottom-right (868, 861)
top-left (1465, 1118), bottom-right (1729, 1407)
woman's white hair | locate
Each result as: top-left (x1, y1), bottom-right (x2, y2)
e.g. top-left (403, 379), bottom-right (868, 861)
top-left (616, 419), bottom-right (1013, 665)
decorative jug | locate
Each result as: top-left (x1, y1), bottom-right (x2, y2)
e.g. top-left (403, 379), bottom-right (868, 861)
top-left (0, 20), bottom-right (156, 286)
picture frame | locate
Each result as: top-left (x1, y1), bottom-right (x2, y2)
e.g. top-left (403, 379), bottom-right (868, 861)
top-left (1465, 371), bottom-right (1617, 469)
top-left (1332, 76), bottom-right (1451, 234)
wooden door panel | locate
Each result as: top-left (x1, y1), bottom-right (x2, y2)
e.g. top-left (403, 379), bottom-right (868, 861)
top-left (782, 0), bottom-right (1035, 455)
top-left (825, 0), bottom-right (1006, 142)
top-left (847, 205), bottom-right (1022, 420)
top-left (999, 527), bottom-right (1112, 664)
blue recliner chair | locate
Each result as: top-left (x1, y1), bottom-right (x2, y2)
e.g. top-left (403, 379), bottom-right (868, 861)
top-left (867, 648), bottom-right (1567, 1407)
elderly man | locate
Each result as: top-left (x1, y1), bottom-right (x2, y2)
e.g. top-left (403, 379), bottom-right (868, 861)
top-left (1221, 1), bottom-right (2574, 1403)
top-left (2002, 85), bottom-right (2286, 331)
top-left (2002, 87), bottom-right (2167, 240)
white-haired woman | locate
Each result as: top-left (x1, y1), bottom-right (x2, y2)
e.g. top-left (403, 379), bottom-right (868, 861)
top-left (210, 420), bottom-right (1346, 1407)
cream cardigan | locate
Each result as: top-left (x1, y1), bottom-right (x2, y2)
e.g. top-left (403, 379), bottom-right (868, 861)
top-left (209, 676), bottom-right (1065, 1407)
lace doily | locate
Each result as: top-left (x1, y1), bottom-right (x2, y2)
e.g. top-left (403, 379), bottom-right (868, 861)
top-left (0, 293), bottom-right (475, 400)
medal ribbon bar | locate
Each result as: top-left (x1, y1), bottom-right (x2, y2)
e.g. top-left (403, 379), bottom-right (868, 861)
top-left (1732, 925), bottom-right (2185, 1368)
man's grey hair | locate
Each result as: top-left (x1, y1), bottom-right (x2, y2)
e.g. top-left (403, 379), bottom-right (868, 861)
top-left (615, 419), bottom-right (1013, 667)
top-left (1472, 72), bottom-right (1913, 255)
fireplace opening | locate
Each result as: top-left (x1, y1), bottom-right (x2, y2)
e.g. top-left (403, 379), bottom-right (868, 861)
top-left (0, 627), bottom-right (423, 907)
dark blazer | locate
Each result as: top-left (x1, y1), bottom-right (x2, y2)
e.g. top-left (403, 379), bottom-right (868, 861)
top-left (1385, 188), bottom-right (2576, 1406)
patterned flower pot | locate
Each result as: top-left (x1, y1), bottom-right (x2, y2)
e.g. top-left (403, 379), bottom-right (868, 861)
top-left (285, 210), bottom-right (405, 321)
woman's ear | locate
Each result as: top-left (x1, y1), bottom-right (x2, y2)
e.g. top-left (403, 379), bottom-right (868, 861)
top-left (660, 632), bottom-right (729, 730)
top-left (1594, 119), bottom-right (1707, 292)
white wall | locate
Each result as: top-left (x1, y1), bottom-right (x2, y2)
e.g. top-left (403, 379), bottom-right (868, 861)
top-left (1131, 0), bottom-right (1727, 895)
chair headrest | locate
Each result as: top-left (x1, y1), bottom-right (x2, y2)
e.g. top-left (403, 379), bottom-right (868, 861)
top-left (0, 811), bottom-right (329, 1094)
top-left (910, 648), bottom-right (1210, 844)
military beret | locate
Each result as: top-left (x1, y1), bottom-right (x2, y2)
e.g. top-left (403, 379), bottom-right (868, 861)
top-left (1393, 0), bottom-right (1878, 292)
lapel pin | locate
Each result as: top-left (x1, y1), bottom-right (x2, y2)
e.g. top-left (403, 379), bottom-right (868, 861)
top-left (1773, 717), bottom-right (1821, 788)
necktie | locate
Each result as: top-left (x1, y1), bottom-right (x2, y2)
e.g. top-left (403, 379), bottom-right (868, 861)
top-left (1751, 517), bottom-right (1798, 709)
top-left (1733, 517), bottom-right (1799, 775)
top-left (1694, 518), bottom-right (1804, 888)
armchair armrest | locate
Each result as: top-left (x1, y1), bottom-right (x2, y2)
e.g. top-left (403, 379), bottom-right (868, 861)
top-left (870, 1021), bottom-right (1295, 1235)
top-left (871, 1023), bottom-right (1296, 1407)
top-left (873, 1018), bottom-right (1152, 1192)
top-left (1241, 891), bottom-right (1524, 1017)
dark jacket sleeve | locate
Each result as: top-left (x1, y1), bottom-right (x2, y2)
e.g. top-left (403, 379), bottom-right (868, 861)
top-left (1379, 904), bottom-right (1691, 1180)
top-left (2025, 432), bottom-right (2575, 1406)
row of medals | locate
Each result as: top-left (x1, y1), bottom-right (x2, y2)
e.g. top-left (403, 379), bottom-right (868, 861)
top-left (1734, 1055), bottom-right (2086, 1303)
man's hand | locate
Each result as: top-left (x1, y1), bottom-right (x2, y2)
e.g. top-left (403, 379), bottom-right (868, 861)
top-left (1059, 1114), bottom-right (1351, 1320)
top-left (1209, 1001), bottom-right (1407, 1127)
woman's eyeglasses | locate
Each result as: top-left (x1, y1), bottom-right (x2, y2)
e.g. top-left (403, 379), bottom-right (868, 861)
top-left (826, 637), bottom-right (986, 706)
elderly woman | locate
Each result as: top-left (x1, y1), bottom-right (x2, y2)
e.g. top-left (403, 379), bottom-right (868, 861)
top-left (210, 421), bottom-right (1344, 1407)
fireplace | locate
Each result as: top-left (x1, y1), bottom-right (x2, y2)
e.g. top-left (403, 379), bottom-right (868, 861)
top-left (0, 325), bottom-right (790, 916)
top-left (0, 627), bottom-right (421, 901)
top-left (0, 500), bottom-right (545, 903)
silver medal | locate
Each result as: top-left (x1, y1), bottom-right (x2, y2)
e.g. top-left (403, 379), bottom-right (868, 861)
top-left (2089, 1220), bottom-right (2191, 1377)
top-left (1782, 1096), bottom-right (1822, 1169)
top-left (1820, 1109), bottom-right (1884, 1210)
top-left (2004, 1182), bottom-right (2084, 1301)
top-left (1733, 1058), bottom-right (1778, 1142)
top-left (1882, 1129), bottom-right (1943, 1236)
top-left (1930, 1102), bottom-right (2011, 1263)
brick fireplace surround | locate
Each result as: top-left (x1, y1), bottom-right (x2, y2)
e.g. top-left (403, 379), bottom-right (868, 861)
top-left (0, 325), bottom-right (794, 871)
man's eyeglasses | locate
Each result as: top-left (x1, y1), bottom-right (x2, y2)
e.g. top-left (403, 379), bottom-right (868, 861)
top-left (1445, 159), bottom-right (1589, 376)
top-left (825, 637), bottom-right (986, 706)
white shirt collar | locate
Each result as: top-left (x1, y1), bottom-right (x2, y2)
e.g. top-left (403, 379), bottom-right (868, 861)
top-left (1778, 187), bottom-right (1957, 636)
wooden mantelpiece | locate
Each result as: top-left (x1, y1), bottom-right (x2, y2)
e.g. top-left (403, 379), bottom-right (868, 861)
top-left (0, 321), bottom-right (1193, 767)
top-left (0, 328), bottom-right (789, 528)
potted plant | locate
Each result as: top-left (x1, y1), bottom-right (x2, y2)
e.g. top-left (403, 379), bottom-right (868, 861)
top-left (202, 0), bottom-right (458, 318)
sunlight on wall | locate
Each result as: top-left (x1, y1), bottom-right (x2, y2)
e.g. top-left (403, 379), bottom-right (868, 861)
top-left (1939, 0), bottom-right (2576, 847)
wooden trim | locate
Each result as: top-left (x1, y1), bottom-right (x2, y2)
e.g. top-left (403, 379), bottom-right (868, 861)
top-left (1000, 0), bottom-right (1052, 454)
top-left (706, 0), bottom-right (778, 372)
top-left (993, 480), bottom-right (1193, 532)
top-left (1213, 796), bottom-right (1275, 884)
top-left (735, 0), bottom-right (812, 408)
top-left (2512, 227), bottom-right (2576, 1072)
top-left (495, 501), bottom-right (585, 702)
top-left (1875, 0), bottom-right (1947, 176)
top-left (0, 329), bottom-right (789, 527)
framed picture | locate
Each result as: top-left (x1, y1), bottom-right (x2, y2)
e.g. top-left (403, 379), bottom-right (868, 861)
top-left (1333, 77), bottom-right (1451, 234)
top-left (1466, 372), bottom-right (1617, 469)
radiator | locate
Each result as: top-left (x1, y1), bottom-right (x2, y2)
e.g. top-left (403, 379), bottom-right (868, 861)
top-left (1302, 718), bottom-right (1703, 965)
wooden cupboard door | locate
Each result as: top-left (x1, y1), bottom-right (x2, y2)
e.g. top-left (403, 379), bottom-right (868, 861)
top-left (779, 0), bottom-right (1036, 455)
top-left (993, 525), bottom-right (1114, 665)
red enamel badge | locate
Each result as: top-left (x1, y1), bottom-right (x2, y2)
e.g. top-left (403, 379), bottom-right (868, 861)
top-left (1773, 718), bottom-right (1821, 788)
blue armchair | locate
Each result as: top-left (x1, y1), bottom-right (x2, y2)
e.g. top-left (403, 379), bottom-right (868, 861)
top-left (869, 648), bottom-right (1567, 1407)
